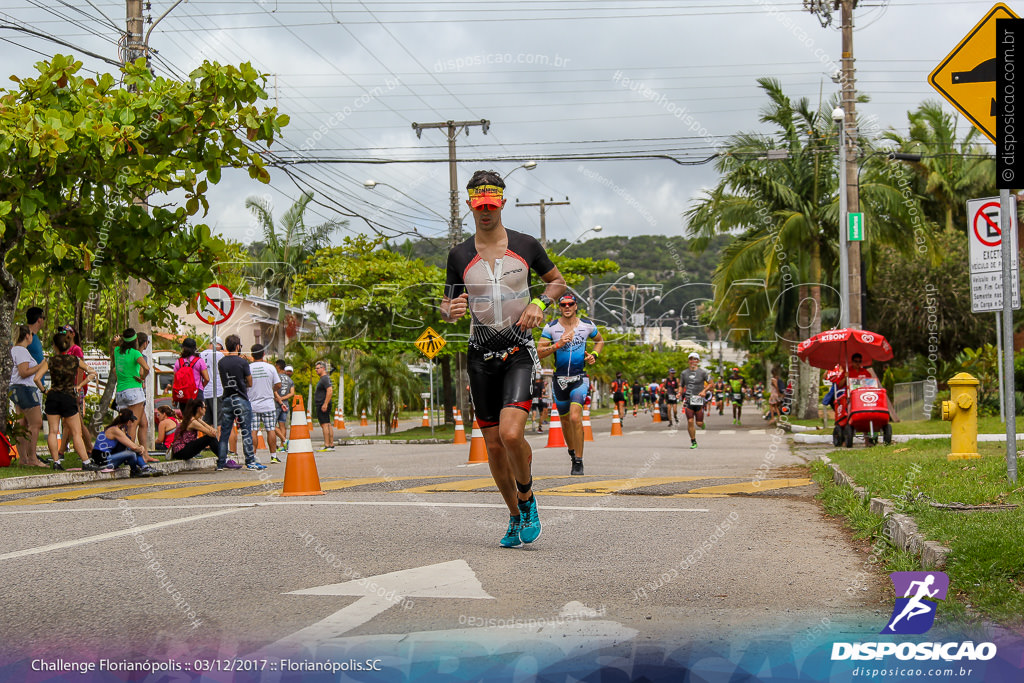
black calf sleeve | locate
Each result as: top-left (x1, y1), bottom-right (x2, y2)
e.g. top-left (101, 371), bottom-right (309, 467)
top-left (516, 478), bottom-right (533, 494)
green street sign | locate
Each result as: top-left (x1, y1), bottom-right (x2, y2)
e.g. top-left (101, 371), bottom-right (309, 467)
top-left (848, 212), bottom-right (865, 242)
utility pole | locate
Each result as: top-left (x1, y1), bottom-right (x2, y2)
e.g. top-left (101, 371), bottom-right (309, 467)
top-left (514, 197), bottom-right (570, 249)
top-left (411, 119), bottom-right (490, 424)
top-left (410, 119), bottom-right (490, 248)
top-left (806, 0), bottom-right (860, 327)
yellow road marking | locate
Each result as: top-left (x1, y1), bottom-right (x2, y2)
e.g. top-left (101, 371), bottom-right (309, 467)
top-left (126, 479), bottom-right (285, 499)
top-left (538, 477), bottom-right (731, 497)
top-left (687, 478), bottom-right (813, 495)
top-left (0, 480), bottom-right (209, 506)
top-left (245, 475), bottom-right (453, 496)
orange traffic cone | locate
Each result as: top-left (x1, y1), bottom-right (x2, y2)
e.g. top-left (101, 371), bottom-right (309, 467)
top-left (334, 407), bottom-right (346, 430)
top-left (360, 409), bottom-right (368, 426)
top-left (652, 405), bottom-right (662, 423)
top-left (281, 396), bottom-right (324, 497)
top-left (546, 406), bottom-right (567, 448)
top-left (467, 419), bottom-right (488, 463)
top-left (256, 430), bottom-right (267, 451)
top-left (421, 407), bottom-right (430, 427)
top-left (583, 406), bottom-right (595, 442)
top-left (453, 410), bottom-right (467, 445)
top-left (392, 415), bottom-right (399, 430)
top-left (610, 411), bottom-right (623, 436)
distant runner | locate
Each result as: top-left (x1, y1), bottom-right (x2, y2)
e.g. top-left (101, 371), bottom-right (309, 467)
top-left (678, 353), bottom-right (712, 449)
top-left (538, 292), bottom-right (604, 475)
top-left (663, 368), bottom-right (680, 426)
top-left (728, 367), bottom-right (748, 426)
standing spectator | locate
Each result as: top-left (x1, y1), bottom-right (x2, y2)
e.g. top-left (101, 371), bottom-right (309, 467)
top-left (56, 324), bottom-right (93, 459)
top-left (313, 360), bottom-right (334, 451)
top-left (134, 332), bottom-right (159, 463)
top-left (170, 398), bottom-right (220, 461)
top-left (112, 328), bottom-right (149, 445)
top-left (274, 361), bottom-right (295, 458)
top-left (10, 325), bottom-right (47, 467)
top-left (768, 366), bottom-right (782, 425)
top-left (33, 331), bottom-right (100, 470)
top-left (171, 337), bottom-right (209, 410)
top-left (155, 406), bottom-right (179, 454)
top-left (247, 344), bottom-right (281, 460)
top-left (216, 335), bottom-right (263, 471)
top-left (200, 337), bottom-right (225, 421)
top-left (25, 307), bottom-right (45, 364)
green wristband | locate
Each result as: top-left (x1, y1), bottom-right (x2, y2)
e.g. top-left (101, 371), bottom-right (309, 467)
top-left (531, 297), bottom-right (547, 311)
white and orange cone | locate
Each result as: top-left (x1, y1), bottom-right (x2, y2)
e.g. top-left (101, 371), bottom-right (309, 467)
top-left (359, 409), bottom-right (368, 426)
top-left (281, 396), bottom-right (323, 497)
top-left (333, 406), bottom-right (346, 430)
top-left (610, 411), bottom-right (623, 436)
top-left (421, 406), bottom-right (430, 427)
top-left (467, 419), bottom-right (488, 463)
top-left (546, 406), bottom-right (567, 448)
top-left (453, 410), bottom-right (467, 445)
top-left (583, 405), bottom-right (595, 442)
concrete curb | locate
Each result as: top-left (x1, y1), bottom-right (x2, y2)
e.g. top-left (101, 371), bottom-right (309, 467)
top-left (819, 454), bottom-right (950, 569)
top-left (795, 432), bottom-right (1024, 444)
top-left (0, 457), bottom-right (215, 491)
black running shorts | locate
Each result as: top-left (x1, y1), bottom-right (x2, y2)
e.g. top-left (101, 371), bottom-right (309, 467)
top-left (468, 347), bottom-right (535, 428)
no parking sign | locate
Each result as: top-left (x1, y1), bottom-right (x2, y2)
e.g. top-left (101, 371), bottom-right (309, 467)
top-left (967, 196), bottom-right (1020, 313)
top-left (195, 284), bottom-right (235, 325)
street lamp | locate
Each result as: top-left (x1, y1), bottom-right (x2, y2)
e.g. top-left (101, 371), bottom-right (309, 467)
top-left (557, 225), bottom-right (603, 257)
top-left (649, 309), bottom-right (675, 346)
top-left (596, 271), bottom-right (634, 321)
top-left (833, 107), bottom-right (850, 329)
top-left (364, 179), bottom-right (450, 224)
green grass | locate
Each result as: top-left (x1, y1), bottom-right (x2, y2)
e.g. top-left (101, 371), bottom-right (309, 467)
top-left (815, 443), bottom-right (1024, 629)
top-left (0, 463), bottom-right (56, 479)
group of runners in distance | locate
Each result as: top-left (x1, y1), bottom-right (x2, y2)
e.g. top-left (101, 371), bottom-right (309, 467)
top-left (440, 168), bottom-right (786, 549)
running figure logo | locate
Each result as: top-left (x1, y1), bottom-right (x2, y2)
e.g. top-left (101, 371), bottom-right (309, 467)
top-left (882, 571), bottom-right (949, 635)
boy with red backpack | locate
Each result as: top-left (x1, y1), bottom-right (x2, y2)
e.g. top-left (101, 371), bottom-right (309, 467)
top-left (172, 338), bottom-right (210, 410)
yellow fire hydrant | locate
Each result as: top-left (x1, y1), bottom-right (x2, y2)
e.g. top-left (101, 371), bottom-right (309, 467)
top-left (941, 372), bottom-right (980, 460)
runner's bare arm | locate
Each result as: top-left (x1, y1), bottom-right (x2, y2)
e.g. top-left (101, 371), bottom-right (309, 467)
top-left (585, 330), bottom-right (605, 364)
top-left (440, 292), bottom-right (469, 323)
top-left (516, 266), bottom-right (566, 330)
top-left (537, 327), bottom-right (573, 359)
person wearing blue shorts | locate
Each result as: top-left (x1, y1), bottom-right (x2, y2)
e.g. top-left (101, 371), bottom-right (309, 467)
top-left (538, 292), bottom-right (604, 475)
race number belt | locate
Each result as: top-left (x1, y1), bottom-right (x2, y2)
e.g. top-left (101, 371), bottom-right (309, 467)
top-left (481, 345), bottom-right (521, 362)
top-left (732, 392), bottom-right (743, 401)
top-left (556, 374), bottom-right (583, 390)
top-left (686, 395), bottom-right (704, 407)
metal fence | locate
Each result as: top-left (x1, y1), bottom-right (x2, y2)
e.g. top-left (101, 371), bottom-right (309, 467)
top-left (893, 380), bottom-right (938, 422)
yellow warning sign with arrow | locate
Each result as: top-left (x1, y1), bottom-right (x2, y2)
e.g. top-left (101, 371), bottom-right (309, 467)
top-left (928, 3), bottom-right (1019, 145)
top-left (414, 327), bottom-right (446, 359)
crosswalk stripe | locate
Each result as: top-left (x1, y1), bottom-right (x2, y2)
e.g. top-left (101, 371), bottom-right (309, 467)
top-left (126, 479), bottom-right (284, 499)
top-left (538, 476), bottom-right (731, 497)
top-left (394, 475), bottom-right (572, 495)
top-left (0, 480), bottom-right (208, 506)
top-left (687, 478), bottom-right (813, 495)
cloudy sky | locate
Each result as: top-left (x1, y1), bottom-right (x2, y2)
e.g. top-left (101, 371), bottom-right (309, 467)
top-left (0, 0), bottom-right (998, 248)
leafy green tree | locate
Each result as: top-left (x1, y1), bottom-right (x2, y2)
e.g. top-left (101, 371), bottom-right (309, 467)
top-left (353, 353), bottom-right (421, 435)
top-left (0, 55), bottom-right (288, 410)
top-left (684, 78), bottom-right (925, 417)
top-left (245, 191), bottom-right (345, 354)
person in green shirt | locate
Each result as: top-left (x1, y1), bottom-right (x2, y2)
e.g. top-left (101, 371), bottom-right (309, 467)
top-left (112, 327), bottom-right (150, 445)
top-left (728, 367), bottom-right (748, 426)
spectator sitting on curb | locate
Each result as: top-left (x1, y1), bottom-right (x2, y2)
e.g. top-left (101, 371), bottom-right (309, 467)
top-left (92, 409), bottom-right (162, 477)
top-left (170, 398), bottom-right (220, 461)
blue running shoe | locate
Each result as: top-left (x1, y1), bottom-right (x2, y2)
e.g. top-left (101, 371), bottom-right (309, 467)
top-left (246, 463), bottom-right (267, 471)
top-left (500, 515), bottom-right (522, 548)
top-left (518, 496), bottom-right (542, 544)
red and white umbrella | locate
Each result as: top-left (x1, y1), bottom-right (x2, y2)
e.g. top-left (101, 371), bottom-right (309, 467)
top-left (795, 328), bottom-right (893, 370)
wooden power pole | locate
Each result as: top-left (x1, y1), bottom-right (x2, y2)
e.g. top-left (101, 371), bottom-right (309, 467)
top-left (514, 198), bottom-right (571, 249)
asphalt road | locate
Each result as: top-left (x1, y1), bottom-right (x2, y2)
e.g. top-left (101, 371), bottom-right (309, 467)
top-left (0, 408), bottom-right (890, 679)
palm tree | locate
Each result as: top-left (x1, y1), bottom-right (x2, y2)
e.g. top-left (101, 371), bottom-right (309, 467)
top-left (353, 353), bottom-right (421, 435)
top-left (881, 101), bottom-right (995, 233)
top-left (245, 191), bottom-right (346, 355)
top-left (685, 78), bottom-right (924, 417)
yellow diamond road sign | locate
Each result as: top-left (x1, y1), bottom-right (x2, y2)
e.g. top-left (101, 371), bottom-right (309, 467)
top-left (415, 327), bottom-right (446, 359)
top-left (929, 3), bottom-right (1019, 145)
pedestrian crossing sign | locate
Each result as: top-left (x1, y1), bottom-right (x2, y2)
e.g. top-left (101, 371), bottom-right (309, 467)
top-left (415, 327), bottom-right (446, 359)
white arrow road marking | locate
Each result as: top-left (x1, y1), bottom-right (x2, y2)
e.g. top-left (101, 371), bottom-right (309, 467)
top-left (271, 560), bottom-right (494, 648)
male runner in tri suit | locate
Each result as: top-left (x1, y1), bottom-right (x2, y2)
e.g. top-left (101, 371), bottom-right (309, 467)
top-left (663, 367), bottom-right (681, 426)
top-left (728, 367), bottom-right (748, 425)
top-left (631, 379), bottom-right (642, 416)
top-left (677, 352), bottom-right (712, 449)
top-left (440, 170), bottom-right (566, 549)
top-left (610, 372), bottom-right (628, 421)
top-left (713, 376), bottom-right (728, 416)
top-left (538, 292), bottom-right (604, 475)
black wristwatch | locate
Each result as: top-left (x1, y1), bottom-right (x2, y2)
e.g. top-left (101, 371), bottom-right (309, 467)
top-left (537, 294), bottom-right (553, 309)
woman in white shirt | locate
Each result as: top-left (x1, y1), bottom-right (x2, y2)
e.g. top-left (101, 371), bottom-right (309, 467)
top-left (10, 325), bottom-right (47, 467)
